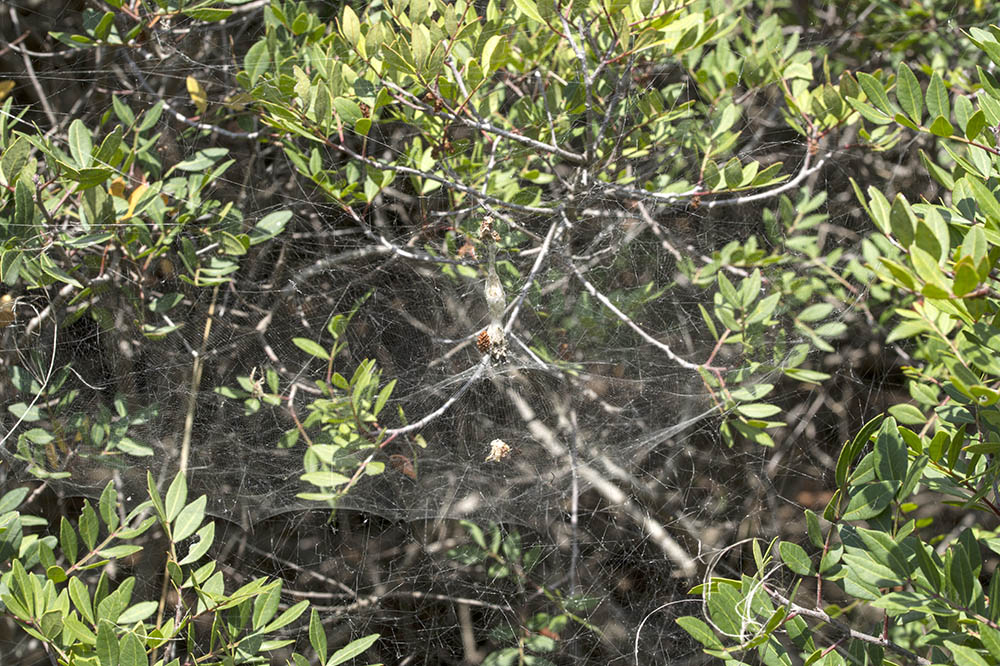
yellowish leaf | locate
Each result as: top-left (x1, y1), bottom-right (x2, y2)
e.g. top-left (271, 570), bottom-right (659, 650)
top-left (0, 81), bottom-right (14, 102)
top-left (108, 177), bottom-right (127, 199)
top-left (186, 76), bottom-right (208, 115)
top-left (122, 183), bottom-right (148, 220)
top-left (222, 92), bottom-right (253, 111)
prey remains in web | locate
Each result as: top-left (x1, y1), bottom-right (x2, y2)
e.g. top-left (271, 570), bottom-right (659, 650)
top-left (475, 216), bottom-right (509, 366)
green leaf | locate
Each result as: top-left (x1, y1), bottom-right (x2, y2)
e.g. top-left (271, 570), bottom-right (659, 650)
top-left (967, 109), bottom-right (987, 140)
top-left (894, 112), bottom-right (919, 131)
top-left (887, 403), bottom-right (924, 425)
top-left (98, 544), bottom-right (143, 559)
top-left (68, 118), bottom-right (93, 168)
top-left (165, 472), bottom-right (187, 523)
top-left (112, 95), bottom-right (134, 126)
top-left (171, 495), bottom-right (206, 542)
top-left (705, 582), bottom-right (742, 635)
top-left (677, 615), bottom-right (723, 650)
top-left (797, 303), bottom-right (833, 322)
top-left (244, 39), bottom-right (270, 86)
top-left (250, 210), bottom-right (292, 244)
top-left (953, 257), bottom-right (981, 296)
top-left (294, 337), bottom-right (330, 360)
top-left (252, 581), bottom-right (282, 630)
top-left (310, 609), bottom-right (327, 664)
top-left (874, 417), bottom-right (908, 483)
top-left (804, 509), bottom-right (823, 549)
top-left (301, 471), bottom-right (351, 488)
top-left (896, 62), bottom-right (922, 125)
top-left (69, 576), bottom-right (94, 624)
top-left (779, 541), bottom-right (814, 575)
top-left (1, 135), bottom-right (30, 186)
top-left (119, 630), bottom-right (148, 666)
top-left (929, 115), bottom-right (955, 137)
top-left (79, 501), bottom-right (99, 550)
top-left (177, 521), bottom-right (215, 566)
top-left (327, 633), bottom-right (380, 665)
top-left (723, 157), bottom-right (742, 188)
top-left (60, 517), bottom-right (78, 564)
top-left (980, 622), bottom-right (1000, 660)
top-left (512, 0), bottom-right (545, 23)
top-left (736, 403), bottom-right (782, 418)
top-left (913, 540), bottom-right (941, 592)
top-left (889, 194), bottom-right (915, 246)
top-left (262, 599), bottom-right (309, 633)
top-left (482, 34), bottom-right (504, 75)
top-left (842, 481), bottom-right (898, 521)
top-left (97, 620), bottom-right (119, 666)
top-left (0, 487), bottom-right (28, 514)
top-left (965, 177), bottom-right (1000, 229)
top-left (341, 5), bottom-right (360, 45)
top-left (183, 8), bottom-right (233, 21)
top-left (147, 470), bottom-right (167, 522)
top-left (118, 600), bottom-right (157, 624)
top-left (945, 640), bottom-right (990, 666)
top-left (926, 72), bottom-right (949, 121)
top-left (373, 379), bottom-right (395, 416)
top-left (857, 72), bottom-right (893, 115)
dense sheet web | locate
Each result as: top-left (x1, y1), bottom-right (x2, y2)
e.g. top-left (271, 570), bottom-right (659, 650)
top-left (0, 1), bottom-right (908, 663)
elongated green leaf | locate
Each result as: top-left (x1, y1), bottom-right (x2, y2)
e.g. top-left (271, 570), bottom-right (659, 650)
top-left (252, 581), bottom-right (282, 630)
top-left (262, 599), bottom-right (309, 633)
top-left (896, 62), bottom-right (922, 125)
top-left (98, 482), bottom-right (119, 533)
top-left (889, 194), bottom-right (915, 247)
top-left (926, 72), bottom-right (950, 121)
top-left (165, 472), bottom-right (187, 523)
top-left (310, 609), bottom-right (327, 664)
top-left (981, 622), bottom-right (1000, 660)
top-left (69, 577), bottom-right (94, 624)
top-left (874, 417), bottom-right (907, 483)
top-left (675, 616), bottom-right (723, 649)
top-left (779, 541), bottom-right (813, 575)
top-left (68, 118), bottom-right (93, 168)
top-left (327, 633), bottom-right (381, 665)
top-left (177, 521), bottom-right (215, 566)
top-left (171, 495), bottom-right (206, 543)
top-left (97, 620), bottom-right (119, 666)
top-left (341, 5), bottom-right (360, 45)
top-left (60, 517), bottom-right (78, 565)
top-left (967, 109), bottom-right (987, 140)
top-left (945, 640), bottom-right (990, 666)
top-left (0, 135), bottom-right (29, 186)
top-left (293, 337), bottom-right (330, 360)
top-left (244, 39), bottom-right (270, 86)
top-left (512, 0), bottom-right (544, 22)
top-left (842, 481), bottom-right (898, 520)
top-left (857, 72), bottom-right (893, 115)
top-left (79, 501), bottom-right (98, 551)
top-left (118, 600), bottom-right (157, 624)
top-left (119, 630), bottom-right (148, 666)
top-left (147, 470), bottom-right (166, 523)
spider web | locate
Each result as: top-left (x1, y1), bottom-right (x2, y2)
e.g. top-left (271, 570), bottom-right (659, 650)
top-left (0, 1), bottom-right (933, 663)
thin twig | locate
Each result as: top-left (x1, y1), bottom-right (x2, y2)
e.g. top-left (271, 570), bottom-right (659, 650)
top-left (763, 586), bottom-right (931, 666)
top-left (566, 250), bottom-right (704, 371)
top-left (179, 284), bottom-right (219, 476)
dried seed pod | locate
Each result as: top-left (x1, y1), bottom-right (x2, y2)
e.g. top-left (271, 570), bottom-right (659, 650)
top-left (477, 329), bottom-right (491, 354)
